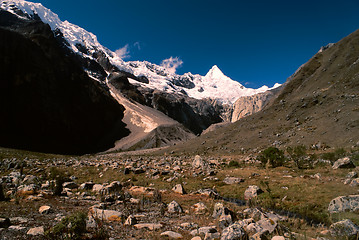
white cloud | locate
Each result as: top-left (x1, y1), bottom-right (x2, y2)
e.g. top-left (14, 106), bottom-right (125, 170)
top-left (115, 44), bottom-right (130, 59)
top-left (134, 41), bottom-right (141, 50)
top-left (160, 56), bottom-right (183, 74)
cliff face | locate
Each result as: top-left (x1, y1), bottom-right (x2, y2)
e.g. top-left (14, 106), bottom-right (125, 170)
top-left (0, 10), bottom-right (129, 154)
top-left (231, 88), bottom-right (281, 122)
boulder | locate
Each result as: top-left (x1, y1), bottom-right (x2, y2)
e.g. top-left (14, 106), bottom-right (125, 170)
top-left (27, 226), bottom-right (44, 236)
top-left (212, 202), bottom-right (231, 219)
top-left (160, 231), bottom-right (183, 239)
top-left (332, 157), bottom-right (355, 169)
top-left (328, 195), bottom-right (359, 213)
top-left (271, 237), bottom-right (285, 240)
top-left (244, 185), bottom-right (263, 201)
top-left (39, 205), bottom-right (51, 214)
top-left (221, 223), bottom-right (246, 240)
top-left (330, 219), bottom-right (359, 238)
top-left (101, 181), bottom-right (122, 195)
top-left (90, 208), bottom-right (122, 222)
top-left (172, 184), bottom-right (186, 194)
top-left (168, 200), bottom-right (183, 213)
top-left (193, 155), bottom-right (206, 169)
top-left (223, 177), bottom-right (244, 185)
top-left (192, 202), bottom-right (207, 215)
top-left (92, 184), bottom-right (104, 193)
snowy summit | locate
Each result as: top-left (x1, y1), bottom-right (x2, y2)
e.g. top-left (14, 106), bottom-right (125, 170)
top-left (1, 0), bottom-right (280, 104)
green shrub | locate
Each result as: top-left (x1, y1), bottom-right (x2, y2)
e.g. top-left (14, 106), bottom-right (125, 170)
top-left (228, 160), bottom-right (240, 168)
top-left (257, 147), bottom-right (286, 168)
top-left (321, 148), bottom-right (347, 163)
top-left (45, 212), bottom-right (87, 240)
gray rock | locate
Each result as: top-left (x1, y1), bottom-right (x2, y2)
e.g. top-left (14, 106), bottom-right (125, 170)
top-left (172, 184), bottom-right (186, 194)
top-left (204, 232), bottom-right (221, 240)
top-left (349, 178), bottom-right (359, 187)
top-left (244, 185), bottom-right (263, 200)
top-left (27, 226), bottom-right (44, 236)
top-left (92, 184), bottom-right (104, 193)
top-left (221, 223), bottom-right (246, 240)
top-left (196, 189), bottom-right (220, 199)
top-left (328, 195), bottom-right (359, 213)
top-left (168, 200), bottom-right (183, 213)
top-left (160, 231), bottom-right (183, 239)
top-left (330, 219), bottom-right (359, 237)
top-left (332, 157), bottom-right (355, 169)
top-left (223, 177), bottom-right (244, 185)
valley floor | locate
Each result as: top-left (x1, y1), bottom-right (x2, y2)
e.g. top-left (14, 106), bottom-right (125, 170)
top-left (0, 147), bottom-right (359, 239)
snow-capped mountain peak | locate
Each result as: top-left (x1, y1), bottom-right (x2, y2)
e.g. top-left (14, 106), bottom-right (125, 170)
top-left (1, 0), bottom-right (280, 105)
top-left (205, 65), bottom-right (227, 80)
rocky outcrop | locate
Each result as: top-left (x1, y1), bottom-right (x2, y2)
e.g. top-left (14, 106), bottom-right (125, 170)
top-left (328, 195), bottom-right (359, 213)
top-left (231, 87), bottom-right (281, 122)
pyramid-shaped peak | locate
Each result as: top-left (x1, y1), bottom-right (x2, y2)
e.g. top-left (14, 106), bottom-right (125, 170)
top-left (205, 65), bottom-right (227, 79)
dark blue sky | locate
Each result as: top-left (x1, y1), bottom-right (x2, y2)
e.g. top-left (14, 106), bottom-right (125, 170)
top-left (36, 0), bottom-right (359, 88)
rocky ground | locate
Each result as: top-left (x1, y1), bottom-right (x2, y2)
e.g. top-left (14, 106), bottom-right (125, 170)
top-left (1, 147), bottom-right (359, 239)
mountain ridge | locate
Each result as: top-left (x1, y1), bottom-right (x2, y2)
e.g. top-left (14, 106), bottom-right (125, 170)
top-left (0, 0), bottom-right (280, 105)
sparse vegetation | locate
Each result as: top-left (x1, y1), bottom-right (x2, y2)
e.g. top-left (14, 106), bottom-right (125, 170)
top-left (45, 212), bottom-right (87, 240)
top-left (257, 147), bottom-right (286, 168)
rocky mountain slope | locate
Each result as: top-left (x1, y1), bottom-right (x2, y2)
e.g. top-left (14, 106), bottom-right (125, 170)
top-left (164, 29), bottom-right (359, 155)
top-left (0, 9), bottom-right (129, 154)
top-left (0, 0), bottom-right (280, 135)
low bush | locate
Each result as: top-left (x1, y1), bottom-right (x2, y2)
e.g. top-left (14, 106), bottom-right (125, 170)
top-left (257, 147), bottom-right (286, 168)
top-left (45, 212), bottom-right (87, 240)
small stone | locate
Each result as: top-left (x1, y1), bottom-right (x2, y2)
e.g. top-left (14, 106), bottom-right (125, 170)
top-left (39, 205), bottom-right (51, 214)
top-left (168, 200), bottom-right (183, 213)
top-left (27, 226), bottom-right (44, 236)
top-left (191, 237), bottom-right (202, 240)
top-left (192, 202), bottom-right (207, 215)
top-left (124, 215), bottom-right (137, 226)
top-left (8, 225), bottom-right (26, 231)
top-left (350, 178), bottom-right (359, 187)
top-left (244, 185), bottom-right (263, 200)
top-left (172, 184), bottom-right (186, 194)
top-left (223, 177), bottom-right (244, 185)
top-left (90, 208), bottom-right (122, 222)
top-left (346, 172), bottom-right (358, 179)
top-left (160, 231), bottom-right (183, 239)
top-left (271, 236), bottom-right (285, 240)
top-left (134, 223), bottom-right (163, 230)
